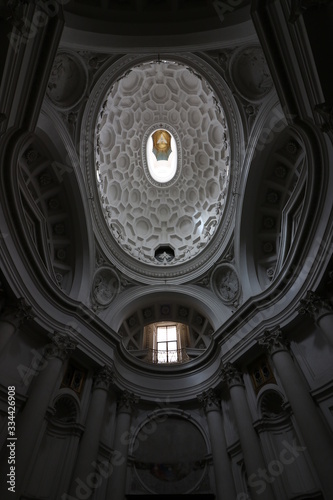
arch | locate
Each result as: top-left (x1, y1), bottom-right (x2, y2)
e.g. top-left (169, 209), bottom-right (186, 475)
top-left (257, 387), bottom-right (287, 420)
top-left (102, 284), bottom-right (231, 332)
top-left (129, 408), bottom-right (209, 495)
top-left (0, 120), bottom-right (94, 302)
top-left (236, 105), bottom-right (318, 300)
top-left (52, 392), bottom-right (80, 423)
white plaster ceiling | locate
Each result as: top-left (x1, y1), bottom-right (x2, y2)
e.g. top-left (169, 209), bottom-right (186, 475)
top-left (95, 60), bottom-right (231, 266)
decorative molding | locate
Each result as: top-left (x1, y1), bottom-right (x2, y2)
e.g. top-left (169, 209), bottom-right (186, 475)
top-left (220, 362), bottom-right (244, 388)
top-left (118, 390), bottom-right (139, 414)
top-left (258, 327), bottom-right (289, 356)
top-left (46, 50), bottom-right (88, 111)
top-left (197, 388), bottom-right (221, 413)
top-left (289, 0), bottom-right (333, 23)
top-left (298, 290), bottom-right (333, 322)
top-left (93, 364), bottom-right (114, 391)
top-left (91, 267), bottom-right (120, 310)
top-left (315, 102), bottom-right (333, 133)
top-left (0, 297), bottom-right (33, 327)
top-left (229, 45), bottom-right (273, 103)
top-left (211, 264), bottom-right (240, 305)
top-left (45, 331), bottom-right (77, 361)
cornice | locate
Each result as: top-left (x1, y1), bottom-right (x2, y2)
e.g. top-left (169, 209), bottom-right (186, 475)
top-left (61, 19), bottom-right (257, 54)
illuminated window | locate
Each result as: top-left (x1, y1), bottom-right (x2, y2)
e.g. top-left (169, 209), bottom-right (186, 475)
top-left (143, 321), bottom-right (190, 364)
top-left (156, 325), bottom-right (178, 363)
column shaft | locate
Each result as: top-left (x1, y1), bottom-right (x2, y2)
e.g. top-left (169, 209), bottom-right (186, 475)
top-left (0, 332), bottom-right (75, 499)
top-left (69, 365), bottom-right (113, 499)
top-left (272, 349), bottom-right (333, 499)
top-left (107, 410), bottom-right (131, 500)
top-left (317, 314), bottom-right (333, 344)
top-left (0, 299), bottom-right (32, 352)
top-left (107, 392), bottom-right (137, 500)
top-left (222, 364), bottom-right (275, 500)
top-left (229, 384), bottom-right (275, 500)
top-left (0, 319), bottom-right (16, 351)
top-left (206, 409), bottom-right (236, 500)
top-left (0, 356), bottom-right (63, 499)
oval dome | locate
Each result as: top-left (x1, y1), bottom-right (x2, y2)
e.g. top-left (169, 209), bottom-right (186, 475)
top-left (95, 59), bottom-right (232, 269)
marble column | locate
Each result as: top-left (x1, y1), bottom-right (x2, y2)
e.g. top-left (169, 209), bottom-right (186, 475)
top-left (221, 363), bottom-right (275, 500)
top-left (106, 391), bottom-right (138, 500)
top-left (0, 331), bottom-right (76, 499)
top-left (69, 365), bottom-right (114, 498)
top-left (0, 297), bottom-right (33, 352)
top-left (198, 388), bottom-right (236, 500)
top-left (298, 290), bottom-right (333, 346)
top-left (259, 327), bottom-right (333, 499)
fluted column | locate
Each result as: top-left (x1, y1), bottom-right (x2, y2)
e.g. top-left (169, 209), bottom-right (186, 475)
top-left (298, 291), bottom-right (333, 346)
top-left (106, 391), bottom-right (138, 500)
top-left (221, 363), bottom-right (275, 500)
top-left (0, 331), bottom-right (76, 499)
top-left (0, 298), bottom-right (33, 352)
top-left (198, 388), bottom-right (236, 500)
top-left (259, 327), bottom-right (333, 499)
top-left (69, 365), bottom-right (114, 498)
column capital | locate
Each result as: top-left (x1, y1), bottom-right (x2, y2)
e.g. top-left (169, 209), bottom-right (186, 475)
top-left (298, 290), bottom-right (333, 322)
top-left (258, 327), bottom-right (289, 356)
top-left (197, 388), bottom-right (221, 413)
top-left (93, 364), bottom-right (114, 391)
top-left (117, 390), bottom-right (139, 415)
top-left (289, 0), bottom-right (332, 23)
top-left (45, 331), bottom-right (77, 361)
top-left (220, 362), bottom-right (244, 388)
top-left (1, 297), bottom-right (34, 327)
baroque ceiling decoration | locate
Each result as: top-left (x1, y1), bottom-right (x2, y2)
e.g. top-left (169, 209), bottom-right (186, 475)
top-left (93, 58), bottom-right (236, 278)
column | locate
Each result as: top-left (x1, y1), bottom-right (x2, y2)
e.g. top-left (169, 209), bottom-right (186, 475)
top-left (106, 391), bottom-right (138, 500)
top-left (0, 297), bottom-right (33, 352)
top-left (198, 388), bottom-right (236, 500)
top-left (259, 327), bottom-right (333, 499)
top-left (298, 290), bottom-right (333, 346)
top-left (0, 331), bottom-right (76, 499)
top-left (69, 365), bottom-right (114, 499)
top-left (221, 363), bottom-right (275, 500)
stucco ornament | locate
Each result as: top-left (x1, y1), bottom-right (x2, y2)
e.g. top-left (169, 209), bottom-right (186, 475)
top-left (95, 60), bottom-right (231, 266)
top-left (92, 268), bottom-right (120, 306)
top-left (212, 264), bottom-right (240, 303)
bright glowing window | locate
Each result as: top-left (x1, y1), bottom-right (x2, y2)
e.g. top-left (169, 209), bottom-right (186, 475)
top-left (146, 129), bottom-right (177, 183)
top-left (143, 322), bottom-right (190, 364)
top-left (156, 325), bottom-right (178, 363)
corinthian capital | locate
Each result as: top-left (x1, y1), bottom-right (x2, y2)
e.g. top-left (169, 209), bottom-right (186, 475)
top-left (220, 362), bottom-right (244, 388)
top-left (118, 390), bottom-right (139, 414)
top-left (197, 388), bottom-right (221, 413)
top-left (93, 364), bottom-right (114, 391)
top-left (1, 297), bottom-right (33, 327)
top-left (298, 291), bottom-right (333, 322)
top-left (258, 327), bottom-right (289, 356)
top-left (45, 331), bottom-right (77, 361)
